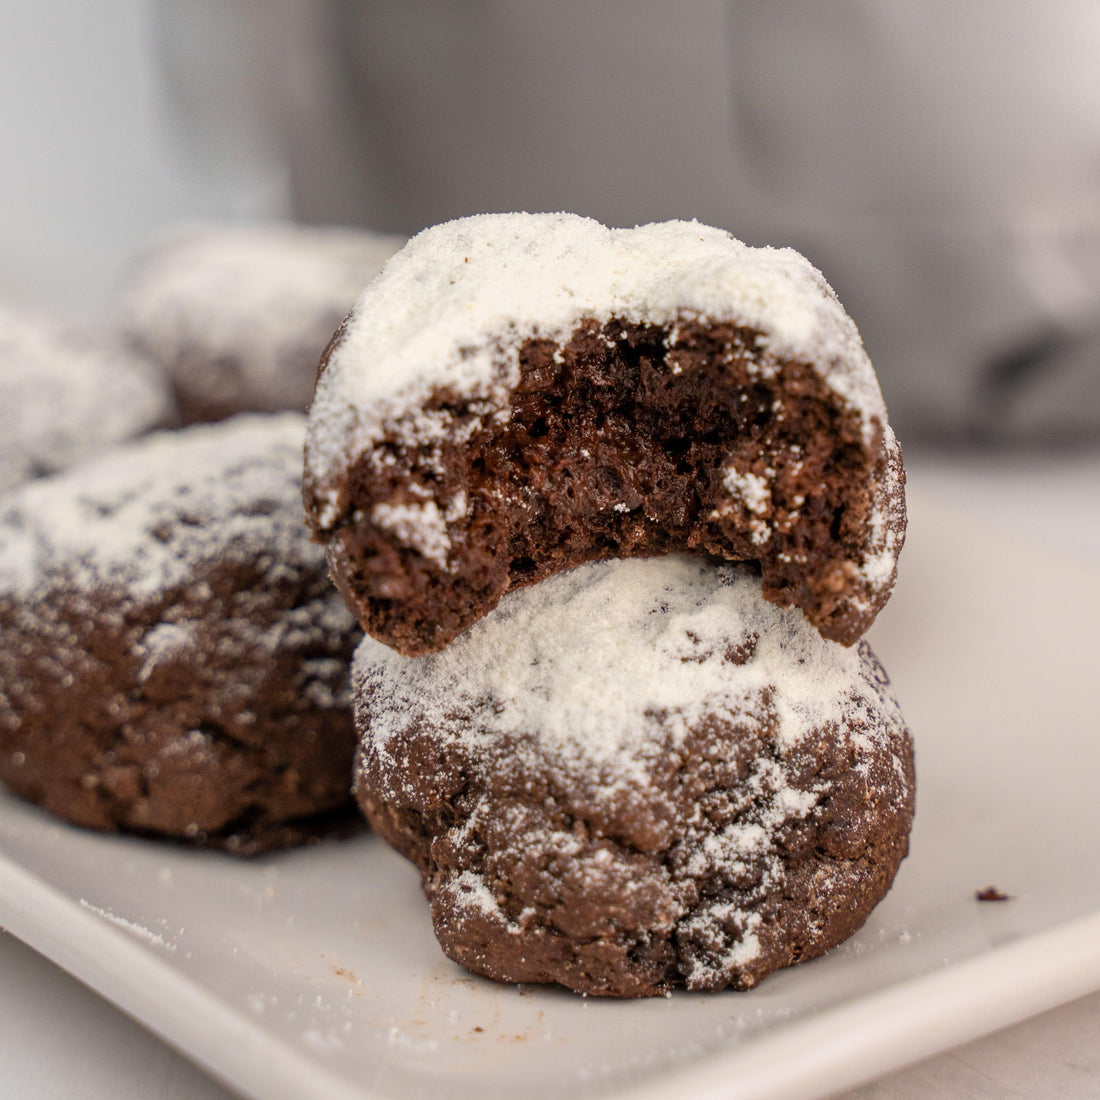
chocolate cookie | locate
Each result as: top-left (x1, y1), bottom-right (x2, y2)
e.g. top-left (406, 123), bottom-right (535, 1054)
top-left (304, 213), bottom-right (905, 655)
top-left (355, 555), bottom-right (915, 997)
top-left (117, 222), bottom-right (404, 423)
top-left (0, 305), bottom-right (174, 496)
top-left (0, 414), bottom-right (360, 854)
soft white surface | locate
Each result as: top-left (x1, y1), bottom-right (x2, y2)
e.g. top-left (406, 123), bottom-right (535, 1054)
top-left (2, 470), bottom-right (1100, 1100)
top-left (0, 931), bottom-right (233, 1100)
top-left (356, 557), bottom-right (889, 765)
top-left (306, 213), bottom-right (886, 515)
top-left (2, 927), bottom-right (1097, 1100)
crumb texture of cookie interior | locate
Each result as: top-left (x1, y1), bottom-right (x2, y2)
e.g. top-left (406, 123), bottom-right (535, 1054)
top-left (0, 306), bottom-right (174, 496)
top-left (354, 555), bottom-right (915, 997)
top-left (304, 213), bottom-right (905, 655)
top-left (0, 413), bottom-right (360, 853)
top-left (117, 223), bottom-right (405, 422)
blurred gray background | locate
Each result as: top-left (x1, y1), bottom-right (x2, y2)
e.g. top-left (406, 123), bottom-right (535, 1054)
top-left (1, 0), bottom-right (1098, 443)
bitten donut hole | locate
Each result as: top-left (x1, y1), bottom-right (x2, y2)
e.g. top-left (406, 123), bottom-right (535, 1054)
top-left (335, 316), bottom-right (884, 654)
top-left (305, 215), bottom-right (905, 657)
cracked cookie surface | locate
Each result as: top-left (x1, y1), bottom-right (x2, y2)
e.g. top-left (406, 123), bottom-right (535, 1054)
top-left (0, 414), bottom-right (360, 853)
top-left (354, 556), bottom-right (914, 996)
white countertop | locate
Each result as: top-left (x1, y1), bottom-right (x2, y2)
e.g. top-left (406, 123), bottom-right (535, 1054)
top-left (3, 448), bottom-right (1099, 1100)
top-left (3, 923), bottom-right (1098, 1100)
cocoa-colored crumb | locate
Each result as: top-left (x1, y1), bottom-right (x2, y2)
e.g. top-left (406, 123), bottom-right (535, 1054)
top-left (308, 318), bottom-right (904, 656)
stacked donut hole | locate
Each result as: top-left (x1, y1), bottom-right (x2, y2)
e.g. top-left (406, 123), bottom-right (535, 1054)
top-left (0, 222), bottom-right (403, 852)
top-left (304, 214), bottom-right (916, 996)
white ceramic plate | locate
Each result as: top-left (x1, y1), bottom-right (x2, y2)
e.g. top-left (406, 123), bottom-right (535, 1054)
top-left (2, 487), bottom-right (1099, 1100)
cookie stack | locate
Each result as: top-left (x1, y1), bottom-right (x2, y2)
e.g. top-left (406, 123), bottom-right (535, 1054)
top-left (303, 213), bottom-right (915, 996)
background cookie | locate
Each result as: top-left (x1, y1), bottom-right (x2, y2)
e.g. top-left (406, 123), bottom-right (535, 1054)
top-left (355, 555), bottom-right (915, 997)
top-left (117, 222), bottom-right (405, 423)
top-left (0, 414), bottom-right (360, 854)
top-left (305, 213), bottom-right (905, 656)
top-left (0, 305), bottom-right (174, 497)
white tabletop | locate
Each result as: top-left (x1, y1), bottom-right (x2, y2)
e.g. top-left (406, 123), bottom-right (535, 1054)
top-left (3, 448), bottom-right (1099, 1100)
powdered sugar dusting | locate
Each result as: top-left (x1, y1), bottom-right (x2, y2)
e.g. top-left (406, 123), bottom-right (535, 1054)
top-left (0, 414), bottom-right (314, 601)
top-left (136, 622), bottom-right (197, 683)
top-left (448, 869), bottom-right (506, 921)
top-left (370, 500), bottom-right (451, 569)
top-left (722, 466), bottom-right (771, 515)
top-left (78, 899), bottom-right (178, 952)
top-left (722, 464), bottom-right (774, 546)
top-left (118, 222), bottom-right (404, 411)
top-left (308, 213), bottom-right (885, 504)
top-left (0, 306), bottom-right (173, 495)
top-left (865, 425), bottom-right (906, 585)
top-left (355, 555), bottom-right (911, 992)
top-left (357, 556), bottom-right (873, 768)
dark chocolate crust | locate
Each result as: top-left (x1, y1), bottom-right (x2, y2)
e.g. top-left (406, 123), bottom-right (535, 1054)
top-left (306, 318), bottom-right (905, 656)
top-left (0, 562), bottom-right (359, 854)
top-left (0, 418), bottom-right (361, 854)
top-left (355, 637), bottom-right (915, 997)
top-left (161, 342), bottom-right (342, 427)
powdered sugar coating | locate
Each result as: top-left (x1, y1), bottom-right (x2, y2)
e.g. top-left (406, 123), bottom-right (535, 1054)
top-left (0, 414), bottom-right (316, 601)
top-left (307, 213), bottom-right (886, 508)
top-left (355, 556), bottom-right (914, 994)
top-left (358, 555), bottom-right (904, 777)
top-left (358, 556), bottom-right (896, 768)
top-left (859, 425), bottom-right (906, 594)
top-left (0, 306), bottom-right (173, 496)
top-left (118, 222), bottom-right (405, 417)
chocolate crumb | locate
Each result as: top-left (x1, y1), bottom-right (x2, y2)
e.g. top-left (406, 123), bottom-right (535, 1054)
top-left (976, 885), bottom-right (1012, 902)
